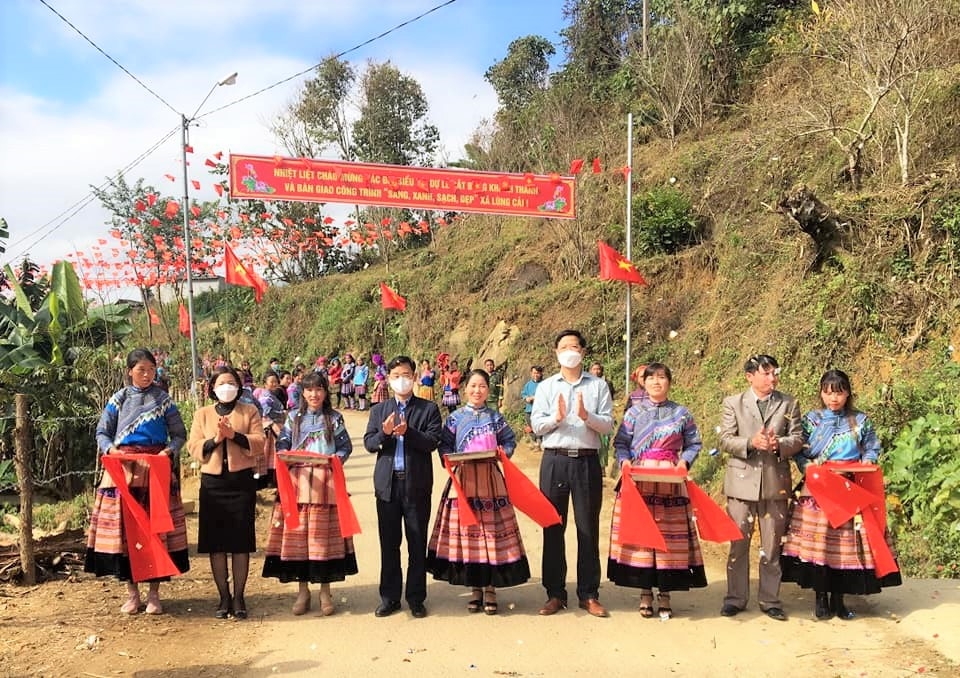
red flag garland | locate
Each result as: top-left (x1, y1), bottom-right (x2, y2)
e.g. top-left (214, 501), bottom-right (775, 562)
top-left (598, 241), bottom-right (646, 285)
top-left (569, 158), bottom-right (585, 175)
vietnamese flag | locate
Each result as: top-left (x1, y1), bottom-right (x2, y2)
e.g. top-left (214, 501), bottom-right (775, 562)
top-left (148, 308), bottom-right (160, 325)
top-left (224, 243), bottom-right (268, 303)
top-left (178, 303), bottom-right (191, 338)
top-left (598, 241), bottom-right (646, 285)
top-left (380, 282), bottom-right (406, 311)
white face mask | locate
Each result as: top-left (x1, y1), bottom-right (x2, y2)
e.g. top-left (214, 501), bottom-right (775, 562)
top-left (214, 384), bottom-right (239, 402)
top-left (557, 349), bottom-right (583, 369)
top-left (389, 376), bottom-right (414, 395)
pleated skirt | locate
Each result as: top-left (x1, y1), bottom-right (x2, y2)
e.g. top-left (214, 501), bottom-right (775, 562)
top-left (606, 478), bottom-right (707, 591)
top-left (780, 495), bottom-right (902, 593)
top-left (426, 460), bottom-right (530, 588)
top-left (261, 501), bottom-right (358, 583)
top-left (84, 486), bottom-right (190, 582)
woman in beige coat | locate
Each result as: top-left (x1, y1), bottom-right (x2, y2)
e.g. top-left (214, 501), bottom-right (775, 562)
top-left (188, 366), bottom-right (264, 619)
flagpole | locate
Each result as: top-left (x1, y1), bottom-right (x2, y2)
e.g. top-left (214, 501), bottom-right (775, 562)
top-left (624, 112), bottom-right (634, 400)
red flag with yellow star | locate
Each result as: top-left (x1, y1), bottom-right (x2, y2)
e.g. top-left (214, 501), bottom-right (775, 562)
top-left (224, 243), bottom-right (268, 303)
top-left (597, 241), bottom-right (646, 285)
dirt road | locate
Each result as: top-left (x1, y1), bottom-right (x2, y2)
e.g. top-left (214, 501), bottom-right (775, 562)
top-left (1, 408), bottom-right (957, 677)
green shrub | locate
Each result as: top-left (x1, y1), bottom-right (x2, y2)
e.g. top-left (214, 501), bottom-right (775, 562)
top-left (632, 187), bottom-right (700, 256)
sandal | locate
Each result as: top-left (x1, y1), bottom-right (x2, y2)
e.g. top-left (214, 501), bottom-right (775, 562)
top-left (483, 588), bottom-right (498, 616)
top-left (467, 588), bottom-right (483, 614)
top-left (639, 591), bottom-right (654, 618)
top-left (657, 593), bottom-right (673, 620)
top-left (120, 592), bottom-right (142, 615)
top-left (319, 589), bottom-right (335, 617)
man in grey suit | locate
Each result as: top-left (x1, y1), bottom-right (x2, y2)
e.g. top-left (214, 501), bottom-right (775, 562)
top-left (719, 355), bottom-right (803, 621)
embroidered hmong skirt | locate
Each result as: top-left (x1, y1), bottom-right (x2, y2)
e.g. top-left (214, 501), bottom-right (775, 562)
top-left (780, 495), bottom-right (902, 593)
top-left (418, 385), bottom-right (435, 401)
top-left (370, 380), bottom-right (388, 404)
top-left (84, 483), bottom-right (190, 582)
top-left (606, 478), bottom-right (707, 591)
top-left (255, 432), bottom-right (277, 489)
top-left (261, 471), bottom-right (358, 583)
top-left (426, 460), bottom-right (530, 588)
top-left (340, 380), bottom-right (355, 396)
top-left (198, 469), bottom-right (257, 553)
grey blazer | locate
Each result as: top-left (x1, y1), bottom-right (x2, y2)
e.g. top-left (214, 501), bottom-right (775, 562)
top-left (719, 389), bottom-right (803, 502)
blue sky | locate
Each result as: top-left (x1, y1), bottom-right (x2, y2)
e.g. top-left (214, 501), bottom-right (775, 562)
top-left (0, 0), bottom-right (568, 274)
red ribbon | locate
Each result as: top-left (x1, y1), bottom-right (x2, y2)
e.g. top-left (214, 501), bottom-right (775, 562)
top-left (101, 453), bottom-right (179, 582)
top-left (615, 464), bottom-right (743, 549)
top-left (616, 462), bottom-right (667, 551)
top-left (804, 463), bottom-right (898, 578)
top-left (275, 452), bottom-right (361, 537)
top-left (497, 448), bottom-right (561, 528)
top-left (442, 454), bottom-right (479, 527)
top-left (329, 455), bottom-right (361, 538)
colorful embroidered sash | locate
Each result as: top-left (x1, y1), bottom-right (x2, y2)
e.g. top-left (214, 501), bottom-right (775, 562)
top-left (275, 452), bottom-right (361, 537)
top-left (101, 453), bottom-right (180, 582)
top-left (804, 463), bottom-right (898, 577)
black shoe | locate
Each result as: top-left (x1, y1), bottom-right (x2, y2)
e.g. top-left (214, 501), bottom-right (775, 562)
top-left (375, 600), bottom-right (402, 617)
top-left (831, 593), bottom-right (855, 620)
top-left (763, 607), bottom-right (788, 621)
top-left (409, 602), bottom-right (427, 618)
top-left (215, 597), bottom-right (232, 619)
top-left (720, 604), bottom-right (742, 617)
top-left (815, 592), bottom-right (832, 620)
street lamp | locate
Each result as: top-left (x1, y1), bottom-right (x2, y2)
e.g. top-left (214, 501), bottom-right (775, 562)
top-left (181, 72), bottom-right (237, 397)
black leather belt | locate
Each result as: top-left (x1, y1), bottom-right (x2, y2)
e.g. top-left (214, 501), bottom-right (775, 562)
top-left (544, 448), bottom-right (598, 458)
top-left (392, 471), bottom-right (406, 480)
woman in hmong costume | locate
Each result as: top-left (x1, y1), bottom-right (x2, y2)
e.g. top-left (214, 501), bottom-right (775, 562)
top-left (370, 353), bottom-right (389, 405)
top-left (418, 359), bottom-right (436, 401)
top-left (188, 366), bottom-right (265, 619)
top-left (86, 348), bottom-right (190, 615)
top-left (781, 369), bottom-right (901, 620)
top-left (607, 363), bottom-right (706, 619)
top-left (254, 371), bottom-right (286, 489)
top-left (340, 354), bottom-right (356, 409)
top-left (262, 371), bottom-right (358, 616)
top-left (426, 369), bottom-right (529, 615)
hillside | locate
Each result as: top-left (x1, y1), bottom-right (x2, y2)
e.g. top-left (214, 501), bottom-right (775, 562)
top-left (127, 3), bottom-right (960, 576)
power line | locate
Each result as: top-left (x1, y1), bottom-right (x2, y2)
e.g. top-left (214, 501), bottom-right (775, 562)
top-left (36, 0), bottom-right (180, 116)
top-left (2, 126), bottom-right (179, 267)
top-left (10, 0), bottom-right (461, 261)
top-left (200, 0), bottom-right (460, 119)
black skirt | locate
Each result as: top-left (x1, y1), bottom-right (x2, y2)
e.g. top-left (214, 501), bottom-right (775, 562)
top-left (198, 469), bottom-right (257, 553)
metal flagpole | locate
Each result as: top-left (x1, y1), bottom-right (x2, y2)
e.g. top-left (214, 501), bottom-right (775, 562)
top-left (624, 112), bottom-right (634, 399)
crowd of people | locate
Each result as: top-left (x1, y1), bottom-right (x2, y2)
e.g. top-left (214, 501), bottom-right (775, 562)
top-left (85, 337), bottom-right (900, 623)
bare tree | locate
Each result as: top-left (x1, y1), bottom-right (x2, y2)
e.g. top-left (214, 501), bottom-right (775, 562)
top-left (630, 3), bottom-right (716, 146)
top-left (799, 0), bottom-right (959, 188)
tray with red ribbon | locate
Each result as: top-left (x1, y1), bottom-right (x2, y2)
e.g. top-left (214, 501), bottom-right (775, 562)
top-left (276, 450), bottom-right (331, 465)
top-left (627, 465), bottom-right (687, 483)
top-left (820, 462), bottom-right (878, 473)
top-left (446, 449), bottom-right (498, 462)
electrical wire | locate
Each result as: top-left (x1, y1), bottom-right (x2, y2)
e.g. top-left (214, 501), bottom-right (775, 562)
top-left (36, 0), bottom-right (180, 117)
top-left (199, 0), bottom-right (460, 119)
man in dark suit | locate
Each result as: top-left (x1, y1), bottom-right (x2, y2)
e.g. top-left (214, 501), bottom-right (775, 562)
top-left (364, 355), bottom-right (443, 618)
top-left (719, 354), bottom-right (803, 621)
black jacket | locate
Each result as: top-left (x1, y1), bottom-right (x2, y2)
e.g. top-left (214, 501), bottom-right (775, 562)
top-left (364, 395), bottom-right (443, 501)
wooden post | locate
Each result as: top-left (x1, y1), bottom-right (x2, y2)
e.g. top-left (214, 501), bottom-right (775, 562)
top-left (13, 393), bottom-right (35, 585)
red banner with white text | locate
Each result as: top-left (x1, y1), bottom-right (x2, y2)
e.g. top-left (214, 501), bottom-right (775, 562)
top-left (229, 154), bottom-right (576, 219)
